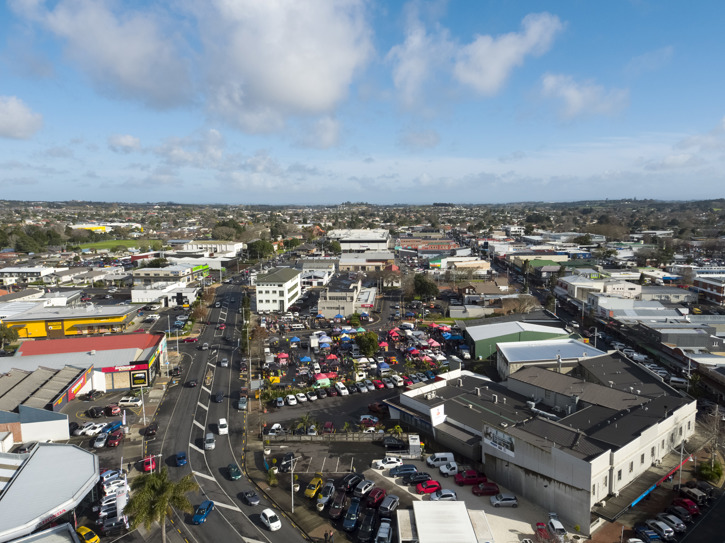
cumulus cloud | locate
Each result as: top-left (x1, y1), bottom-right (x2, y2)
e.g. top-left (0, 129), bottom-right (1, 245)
top-left (541, 73), bottom-right (629, 119)
top-left (199, 0), bottom-right (373, 132)
top-left (625, 46), bottom-right (674, 76)
top-left (0, 95), bottom-right (43, 139)
top-left (399, 128), bottom-right (440, 150)
top-left (453, 13), bottom-right (564, 96)
top-left (298, 117), bottom-right (341, 149)
top-left (108, 134), bottom-right (141, 153)
top-left (153, 129), bottom-right (224, 167)
top-left (9, 0), bottom-right (192, 108)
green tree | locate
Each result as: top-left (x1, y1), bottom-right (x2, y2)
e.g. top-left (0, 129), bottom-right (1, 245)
top-left (0, 323), bottom-right (19, 351)
top-left (355, 331), bottom-right (380, 358)
top-left (326, 240), bottom-right (341, 254)
top-left (413, 274), bottom-right (438, 300)
top-left (124, 468), bottom-right (199, 543)
top-left (248, 240), bottom-right (274, 259)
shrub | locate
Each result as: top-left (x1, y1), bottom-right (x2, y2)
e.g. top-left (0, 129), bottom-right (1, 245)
top-left (267, 468), bottom-right (278, 487)
top-left (699, 461), bottom-right (723, 482)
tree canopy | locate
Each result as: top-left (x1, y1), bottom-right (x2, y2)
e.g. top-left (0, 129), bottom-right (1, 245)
top-left (355, 331), bottom-right (380, 357)
top-left (413, 273), bottom-right (438, 300)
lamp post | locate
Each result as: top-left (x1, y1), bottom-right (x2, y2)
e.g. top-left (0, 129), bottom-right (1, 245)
top-left (290, 456), bottom-right (303, 513)
top-left (140, 387), bottom-right (146, 426)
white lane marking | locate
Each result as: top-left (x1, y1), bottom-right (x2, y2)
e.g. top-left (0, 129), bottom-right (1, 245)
top-left (193, 420), bottom-right (205, 430)
top-left (197, 402), bottom-right (208, 411)
top-left (213, 501), bottom-right (242, 512)
top-left (202, 386), bottom-right (211, 393)
top-left (189, 443), bottom-right (203, 453)
top-left (192, 470), bottom-right (216, 481)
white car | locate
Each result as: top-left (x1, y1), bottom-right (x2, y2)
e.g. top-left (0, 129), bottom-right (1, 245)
top-left (285, 394), bottom-right (297, 406)
top-left (364, 380), bottom-right (375, 392)
top-left (260, 508), bottom-right (282, 531)
top-left (118, 396), bottom-right (142, 407)
top-left (335, 382), bottom-right (349, 396)
top-left (372, 456), bottom-right (403, 470)
top-left (74, 422), bottom-right (95, 436)
top-left (100, 470), bottom-right (122, 484)
top-left (382, 378), bottom-right (394, 389)
top-left (102, 479), bottom-right (127, 496)
top-left (85, 423), bottom-right (107, 436)
top-left (296, 392), bottom-right (308, 403)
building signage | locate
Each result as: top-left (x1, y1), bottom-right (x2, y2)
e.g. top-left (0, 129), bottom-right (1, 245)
top-left (483, 425), bottom-right (515, 458)
top-left (131, 371), bottom-right (148, 386)
top-left (101, 363), bottom-right (148, 373)
top-left (429, 405), bottom-right (446, 426)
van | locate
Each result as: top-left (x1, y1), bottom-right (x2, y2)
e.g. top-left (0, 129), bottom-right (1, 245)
top-left (204, 433), bottom-right (215, 450)
top-left (335, 382), bottom-right (349, 396)
top-left (681, 486), bottom-right (707, 506)
top-left (378, 366), bottom-right (391, 377)
top-left (668, 376), bottom-right (688, 389)
top-left (390, 375), bottom-right (404, 387)
top-left (426, 452), bottom-right (455, 468)
top-left (291, 323), bottom-right (304, 330)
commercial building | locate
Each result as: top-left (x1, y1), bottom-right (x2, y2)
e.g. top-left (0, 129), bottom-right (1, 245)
top-left (0, 443), bottom-right (99, 542)
top-left (327, 229), bottom-right (391, 253)
top-left (338, 252), bottom-right (395, 271)
top-left (385, 353), bottom-right (695, 536)
top-left (317, 277), bottom-right (362, 318)
top-left (693, 275), bottom-right (725, 305)
top-left (180, 240), bottom-right (245, 257)
top-left (255, 268), bottom-right (301, 312)
top-left (132, 264), bottom-right (208, 286)
top-left (463, 321), bottom-right (569, 362)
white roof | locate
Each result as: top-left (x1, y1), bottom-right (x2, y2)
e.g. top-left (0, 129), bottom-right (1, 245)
top-left (413, 501), bottom-right (477, 543)
top-left (498, 338), bottom-right (605, 362)
top-left (466, 321), bottom-right (567, 342)
top-left (0, 444), bottom-right (99, 542)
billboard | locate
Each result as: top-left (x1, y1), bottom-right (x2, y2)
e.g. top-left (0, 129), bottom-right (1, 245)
top-left (131, 371), bottom-right (148, 387)
top-left (483, 425), bottom-right (515, 458)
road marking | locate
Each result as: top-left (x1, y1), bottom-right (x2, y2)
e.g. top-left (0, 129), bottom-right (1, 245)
top-left (189, 443), bottom-right (203, 453)
top-left (192, 471), bottom-right (216, 481)
top-left (201, 386), bottom-right (211, 393)
top-left (193, 420), bottom-right (205, 430)
top-left (320, 457), bottom-right (326, 472)
top-left (213, 501), bottom-right (242, 512)
top-left (197, 402), bottom-right (208, 411)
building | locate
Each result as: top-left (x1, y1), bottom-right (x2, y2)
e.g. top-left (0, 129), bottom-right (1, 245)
top-left (463, 321), bottom-right (569, 362)
top-left (639, 285), bottom-right (697, 304)
top-left (338, 252), bottom-right (395, 272)
top-left (255, 267), bottom-right (302, 312)
top-left (180, 240), bottom-right (245, 257)
top-left (385, 354), bottom-right (695, 536)
top-left (132, 264), bottom-right (207, 286)
top-left (495, 338), bottom-right (605, 380)
top-left (317, 277), bottom-right (362, 318)
top-left (300, 259), bottom-right (337, 289)
top-left (693, 275), bottom-right (725, 305)
top-left (0, 443), bottom-right (99, 542)
top-left (327, 229), bottom-right (391, 253)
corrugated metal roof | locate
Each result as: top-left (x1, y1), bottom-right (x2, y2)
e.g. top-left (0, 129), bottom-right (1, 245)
top-left (16, 333), bottom-right (161, 357)
top-left (498, 338), bottom-right (605, 362)
top-left (413, 502), bottom-right (477, 543)
top-left (466, 321), bottom-right (567, 342)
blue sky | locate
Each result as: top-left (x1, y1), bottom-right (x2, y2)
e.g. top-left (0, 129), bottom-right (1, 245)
top-left (1, 0), bottom-right (724, 205)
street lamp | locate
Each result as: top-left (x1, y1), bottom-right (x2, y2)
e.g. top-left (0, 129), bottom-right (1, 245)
top-left (290, 455), bottom-right (303, 513)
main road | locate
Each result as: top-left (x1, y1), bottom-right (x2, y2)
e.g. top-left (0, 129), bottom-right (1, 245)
top-left (145, 282), bottom-right (305, 543)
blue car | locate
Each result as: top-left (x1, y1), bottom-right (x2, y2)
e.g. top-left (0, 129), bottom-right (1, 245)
top-left (175, 452), bottom-right (187, 466)
top-left (424, 370), bottom-right (435, 380)
top-left (192, 500), bottom-right (214, 524)
top-left (103, 420), bottom-right (123, 434)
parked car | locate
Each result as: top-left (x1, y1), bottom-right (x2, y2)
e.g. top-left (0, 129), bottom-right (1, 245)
top-left (375, 518), bottom-right (393, 543)
top-left (276, 397), bottom-right (285, 407)
top-left (85, 423), bottom-right (107, 436)
top-left (305, 472), bottom-right (324, 498)
top-left (357, 508), bottom-right (377, 543)
top-left (366, 487), bottom-right (387, 508)
top-left (107, 429), bottom-right (124, 447)
top-left (328, 489), bottom-right (348, 520)
top-left (672, 498), bottom-right (700, 516)
top-left (76, 527), bottom-right (100, 543)
top-left (99, 469), bottom-right (122, 484)
top-left (389, 464), bottom-right (418, 477)
top-left (665, 505), bottom-right (692, 523)
top-left (403, 472), bottom-right (431, 486)
top-left (339, 473), bottom-right (364, 492)
top-left (118, 396), bottom-right (142, 407)
top-left (343, 497), bottom-right (362, 532)
top-left (192, 500), bottom-right (215, 524)
top-left (372, 456), bottom-right (402, 470)
top-left (306, 390), bottom-right (317, 401)
top-left (175, 452), bottom-right (188, 466)
top-left (472, 482), bottom-right (500, 496)
top-left (285, 394), bottom-right (297, 406)
top-left (431, 489), bottom-right (458, 501)
top-left (260, 508), bottom-right (282, 531)
top-left (368, 402), bottom-right (389, 415)
top-left (379, 493), bottom-right (398, 516)
top-left (416, 480), bottom-right (441, 495)
top-left (142, 456), bottom-right (156, 472)
top-left (656, 513), bottom-right (686, 533)
top-left (354, 479), bottom-right (375, 498)
top-left (145, 421), bottom-right (158, 436)
top-left (317, 480), bottom-right (336, 506)
top-left (490, 493), bottom-right (518, 507)
top-left (105, 404), bottom-right (121, 416)
top-left (88, 406), bottom-right (104, 419)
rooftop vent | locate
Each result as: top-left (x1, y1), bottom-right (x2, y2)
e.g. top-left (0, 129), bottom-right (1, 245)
top-left (90, 350), bottom-right (96, 355)
top-left (492, 394), bottom-right (498, 404)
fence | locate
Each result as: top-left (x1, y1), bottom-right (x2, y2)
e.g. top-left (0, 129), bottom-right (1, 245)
top-left (267, 432), bottom-right (409, 444)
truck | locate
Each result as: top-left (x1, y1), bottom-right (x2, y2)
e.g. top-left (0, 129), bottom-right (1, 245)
top-left (264, 353), bottom-right (275, 368)
top-left (458, 345), bottom-right (471, 360)
top-left (310, 335), bottom-right (319, 353)
top-left (454, 470), bottom-right (487, 486)
top-left (439, 462), bottom-right (460, 477)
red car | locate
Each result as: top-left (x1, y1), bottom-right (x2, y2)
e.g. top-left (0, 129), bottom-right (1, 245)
top-left (368, 402), bottom-right (388, 415)
top-left (673, 498), bottom-right (700, 516)
top-left (366, 487), bottom-right (387, 508)
top-left (372, 380), bottom-right (385, 389)
top-left (217, 323), bottom-right (226, 330)
top-left (105, 404), bottom-right (121, 416)
top-left (472, 482), bottom-right (500, 496)
top-left (107, 429), bottom-right (124, 447)
top-left (416, 480), bottom-right (441, 494)
top-left (402, 376), bottom-right (413, 386)
top-left (182, 337), bottom-right (198, 343)
top-left (142, 456), bottom-right (156, 472)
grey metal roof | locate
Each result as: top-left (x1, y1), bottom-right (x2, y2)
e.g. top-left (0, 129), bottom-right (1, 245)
top-left (507, 418), bottom-right (609, 461)
top-left (2, 303), bottom-right (136, 322)
top-left (579, 353), bottom-right (674, 397)
top-left (498, 338), bottom-right (605, 362)
top-left (0, 368), bottom-right (57, 412)
top-left (256, 267), bottom-right (301, 284)
top-left (465, 321), bottom-right (567, 342)
top-left (0, 444), bottom-right (99, 542)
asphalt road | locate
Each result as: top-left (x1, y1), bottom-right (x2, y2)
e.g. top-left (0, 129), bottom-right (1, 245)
top-left (122, 283), bottom-right (305, 543)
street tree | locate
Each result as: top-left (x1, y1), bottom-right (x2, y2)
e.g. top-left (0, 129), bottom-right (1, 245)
top-left (124, 468), bottom-right (199, 543)
top-left (355, 331), bottom-right (380, 358)
top-left (413, 274), bottom-right (438, 300)
top-left (0, 323), bottom-right (19, 350)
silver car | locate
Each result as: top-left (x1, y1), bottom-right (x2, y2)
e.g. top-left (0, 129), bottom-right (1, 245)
top-left (656, 513), bottom-right (686, 533)
top-left (317, 480), bottom-right (336, 506)
top-left (93, 433), bottom-right (109, 448)
top-left (430, 488), bottom-right (457, 501)
top-left (490, 493), bottom-right (518, 507)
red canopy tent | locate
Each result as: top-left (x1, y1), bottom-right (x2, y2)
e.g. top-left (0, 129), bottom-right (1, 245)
top-left (326, 354), bottom-right (338, 360)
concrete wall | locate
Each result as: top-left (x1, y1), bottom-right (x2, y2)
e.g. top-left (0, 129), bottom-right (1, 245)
top-left (22, 419), bottom-right (69, 442)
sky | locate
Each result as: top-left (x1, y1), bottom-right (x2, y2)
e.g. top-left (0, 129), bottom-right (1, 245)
top-left (1, 0), bottom-right (725, 206)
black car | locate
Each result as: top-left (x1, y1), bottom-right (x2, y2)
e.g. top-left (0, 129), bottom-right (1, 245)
top-left (403, 472), bottom-right (431, 485)
top-left (69, 421), bottom-right (79, 435)
top-left (382, 436), bottom-right (407, 451)
top-left (343, 497), bottom-right (361, 532)
top-left (145, 422), bottom-right (158, 437)
top-left (213, 391), bottom-right (224, 403)
top-left (348, 383), bottom-right (358, 393)
top-left (171, 366), bottom-right (182, 377)
top-left (242, 490), bottom-right (260, 505)
top-left (357, 508), bottom-right (377, 543)
top-left (279, 452), bottom-right (295, 473)
top-left (187, 380), bottom-right (198, 387)
top-left (339, 473), bottom-right (364, 492)
top-left (317, 388), bottom-right (328, 399)
top-left (665, 505), bottom-right (692, 523)
top-left (86, 390), bottom-right (102, 401)
top-left (88, 406), bottom-right (104, 418)
top-left (328, 489), bottom-right (348, 520)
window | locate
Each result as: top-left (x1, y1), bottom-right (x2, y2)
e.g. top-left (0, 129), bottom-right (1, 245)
top-left (629, 461), bottom-right (633, 473)
top-left (688, 421), bottom-right (691, 431)
top-left (651, 446), bottom-right (655, 458)
top-left (641, 453), bottom-right (645, 464)
top-left (617, 469), bottom-right (622, 481)
top-left (662, 440), bottom-right (665, 449)
top-left (679, 427), bottom-right (683, 436)
top-left (592, 484), bottom-right (596, 495)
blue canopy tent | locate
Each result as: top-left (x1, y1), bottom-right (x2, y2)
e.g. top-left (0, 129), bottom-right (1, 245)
top-left (300, 356), bottom-right (311, 362)
top-left (341, 337), bottom-right (352, 342)
top-left (320, 343), bottom-right (330, 348)
top-left (316, 314), bottom-right (325, 318)
top-left (290, 336), bottom-right (301, 343)
top-left (378, 362), bottom-right (390, 370)
top-left (360, 312), bottom-right (369, 317)
top-left (441, 332), bottom-right (452, 340)
top-left (334, 314), bottom-right (344, 319)
top-left (449, 335), bottom-right (464, 341)
top-left (319, 336), bottom-right (333, 343)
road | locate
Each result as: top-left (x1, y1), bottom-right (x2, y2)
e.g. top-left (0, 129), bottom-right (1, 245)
top-left (140, 282), bottom-right (305, 543)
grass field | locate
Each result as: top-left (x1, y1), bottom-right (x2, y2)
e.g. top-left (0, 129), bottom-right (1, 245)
top-left (79, 240), bottom-right (161, 250)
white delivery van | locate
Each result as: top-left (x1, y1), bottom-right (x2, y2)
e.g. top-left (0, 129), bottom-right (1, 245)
top-left (426, 452), bottom-right (455, 468)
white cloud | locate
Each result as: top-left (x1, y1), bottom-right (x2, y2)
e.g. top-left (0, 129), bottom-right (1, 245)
top-left (453, 13), bottom-right (564, 96)
top-left (153, 129), bottom-right (224, 167)
top-left (541, 73), bottom-right (629, 119)
top-left (10, 0), bottom-right (192, 108)
top-left (108, 134), bottom-right (141, 153)
top-left (0, 95), bottom-right (43, 139)
top-left (399, 128), bottom-right (440, 150)
top-left (199, 0), bottom-right (373, 132)
top-left (298, 117), bottom-right (341, 149)
top-left (644, 153), bottom-right (703, 171)
top-left (625, 46), bottom-right (674, 76)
